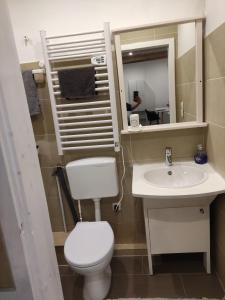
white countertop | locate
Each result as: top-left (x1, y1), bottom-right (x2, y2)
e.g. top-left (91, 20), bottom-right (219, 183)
top-left (132, 161), bottom-right (225, 199)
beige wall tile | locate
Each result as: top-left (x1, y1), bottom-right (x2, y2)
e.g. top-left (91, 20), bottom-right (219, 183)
top-left (155, 32), bottom-right (177, 41)
top-left (119, 25), bottom-right (177, 45)
top-left (111, 219), bottom-right (145, 244)
top-left (62, 149), bottom-right (116, 165)
top-left (206, 123), bottom-right (225, 177)
top-left (37, 82), bottom-right (50, 100)
top-left (183, 113), bottom-right (196, 122)
top-left (205, 22), bottom-right (225, 80)
top-left (31, 114), bottom-right (46, 136)
top-left (117, 161), bottom-right (132, 195)
top-left (120, 28), bottom-right (155, 44)
top-left (35, 134), bottom-right (63, 167)
top-left (41, 167), bottom-right (58, 197)
top-left (176, 47), bottom-right (195, 84)
top-left (155, 25), bottom-right (177, 35)
top-left (32, 100), bottom-right (55, 135)
top-left (205, 78), bottom-right (225, 127)
top-left (120, 135), bottom-right (133, 162)
top-left (21, 61), bottom-right (39, 71)
top-left (176, 82), bottom-right (196, 117)
top-left (131, 128), bottom-right (205, 162)
top-left (46, 196), bottom-right (64, 232)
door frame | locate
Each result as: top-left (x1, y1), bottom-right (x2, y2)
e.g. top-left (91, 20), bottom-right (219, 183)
top-left (0, 1), bottom-right (64, 299)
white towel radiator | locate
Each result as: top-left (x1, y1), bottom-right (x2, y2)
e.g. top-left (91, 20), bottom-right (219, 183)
top-left (40, 23), bottom-right (120, 155)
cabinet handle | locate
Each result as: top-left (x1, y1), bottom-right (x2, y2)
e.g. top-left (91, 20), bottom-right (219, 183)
top-left (200, 208), bottom-right (204, 214)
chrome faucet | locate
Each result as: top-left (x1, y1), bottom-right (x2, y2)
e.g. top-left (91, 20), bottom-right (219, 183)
top-left (165, 147), bottom-right (172, 166)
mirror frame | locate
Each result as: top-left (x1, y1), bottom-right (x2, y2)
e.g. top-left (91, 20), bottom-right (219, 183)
top-left (113, 18), bottom-right (206, 134)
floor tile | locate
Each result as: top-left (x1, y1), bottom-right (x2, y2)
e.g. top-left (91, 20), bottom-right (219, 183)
top-left (181, 273), bottom-right (224, 298)
top-left (108, 274), bottom-right (185, 299)
top-left (111, 256), bottom-right (143, 275)
top-left (143, 253), bottom-right (205, 274)
top-left (60, 275), bottom-right (83, 300)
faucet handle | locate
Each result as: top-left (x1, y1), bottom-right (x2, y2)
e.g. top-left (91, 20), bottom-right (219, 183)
top-left (165, 147), bottom-right (172, 154)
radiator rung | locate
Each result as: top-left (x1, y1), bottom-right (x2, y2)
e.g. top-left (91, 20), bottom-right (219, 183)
top-left (46, 30), bottom-right (104, 40)
top-left (59, 120), bottom-right (112, 127)
top-left (58, 113), bottom-right (112, 121)
top-left (62, 144), bottom-right (114, 151)
top-left (59, 126), bottom-right (113, 133)
top-left (49, 51), bottom-right (105, 61)
top-left (57, 107), bottom-right (111, 115)
top-left (61, 138), bottom-right (114, 145)
top-left (48, 44), bottom-right (106, 54)
top-left (56, 100), bottom-right (110, 108)
top-left (47, 38), bottom-right (105, 48)
top-left (95, 73), bottom-right (108, 78)
top-left (60, 132), bottom-right (113, 139)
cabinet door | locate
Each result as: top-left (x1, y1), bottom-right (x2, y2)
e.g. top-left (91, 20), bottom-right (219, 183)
top-left (148, 206), bottom-right (209, 255)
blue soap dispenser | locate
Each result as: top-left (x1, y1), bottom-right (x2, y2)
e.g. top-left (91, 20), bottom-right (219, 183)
top-left (194, 144), bottom-right (208, 164)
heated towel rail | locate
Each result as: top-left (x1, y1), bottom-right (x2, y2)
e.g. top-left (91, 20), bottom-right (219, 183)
top-left (40, 23), bottom-right (120, 155)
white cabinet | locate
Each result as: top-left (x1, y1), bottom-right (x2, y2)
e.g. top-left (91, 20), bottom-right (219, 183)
top-left (143, 199), bottom-right (211, 275)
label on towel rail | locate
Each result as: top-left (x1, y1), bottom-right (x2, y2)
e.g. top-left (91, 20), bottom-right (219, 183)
top-left (91, 55), bottom-right (107, 65)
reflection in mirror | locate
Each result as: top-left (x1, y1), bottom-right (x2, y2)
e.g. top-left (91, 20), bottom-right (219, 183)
top-left (115, 22), bottom-right (197, 129)
top-left (123, 42), bottom-right (173, 126)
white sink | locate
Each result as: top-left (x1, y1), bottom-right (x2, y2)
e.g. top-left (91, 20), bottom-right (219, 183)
top-left (144, 164), bottom-right (208, 188)
top-left (132, 161), bottom-right (225, 208)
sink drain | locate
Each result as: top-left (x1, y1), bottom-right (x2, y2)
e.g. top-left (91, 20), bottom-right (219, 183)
top-left (168, 170), bottom-right (173, 175)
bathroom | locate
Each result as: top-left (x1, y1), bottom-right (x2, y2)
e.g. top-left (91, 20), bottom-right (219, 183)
top-left (1, 0), bottom-right (225, 300)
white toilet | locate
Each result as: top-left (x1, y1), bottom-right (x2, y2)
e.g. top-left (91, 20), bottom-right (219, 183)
top-left (64, 157), bottom-right (119, 300)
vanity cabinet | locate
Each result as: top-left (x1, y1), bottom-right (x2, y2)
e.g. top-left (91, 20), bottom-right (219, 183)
top-left (143, 199), bottom-right (211, 275)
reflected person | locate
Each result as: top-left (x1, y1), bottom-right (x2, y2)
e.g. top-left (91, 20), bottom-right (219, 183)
top-left (126, 91), bottom-right (142, 111)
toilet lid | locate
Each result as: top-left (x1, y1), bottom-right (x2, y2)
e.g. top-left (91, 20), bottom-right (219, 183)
top-left (64, 221), bottom-right (114, 268)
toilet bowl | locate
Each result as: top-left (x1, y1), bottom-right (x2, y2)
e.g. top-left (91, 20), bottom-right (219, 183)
top-left (64, 221), bottom-right (114, 300)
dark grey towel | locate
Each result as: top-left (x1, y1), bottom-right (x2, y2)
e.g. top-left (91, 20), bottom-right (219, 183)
top-left (22, 70), bottom-right (40, 116)
top-left (58, 67), bottom-right (95, 99)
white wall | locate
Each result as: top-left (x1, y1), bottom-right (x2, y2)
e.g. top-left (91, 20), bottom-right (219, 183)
top-left (205, 0), bottom-right (225, 35)
top-left (124, 58), bottom-right (169, 110)
top-left (6, 0), bottom-right (205, 63)
top-left (178, 22), bottom-right (196, 57)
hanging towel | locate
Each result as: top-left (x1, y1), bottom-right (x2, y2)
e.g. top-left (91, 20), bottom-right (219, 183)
top-left (22, 70), bottom-right (40, 116)
top-left (58, 67), bottom-right (95, 99)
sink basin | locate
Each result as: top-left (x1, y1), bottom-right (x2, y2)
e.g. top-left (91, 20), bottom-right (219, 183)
top-left (132, 161), bottom-right (225, 208)
top-left (144, 164), bottom-right (208, 188)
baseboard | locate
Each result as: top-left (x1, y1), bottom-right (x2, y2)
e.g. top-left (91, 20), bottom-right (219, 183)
top-left (53, 231), bottom-right (147, 251)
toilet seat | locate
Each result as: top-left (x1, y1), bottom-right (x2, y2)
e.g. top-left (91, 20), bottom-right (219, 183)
top-left (64, 221), bottom-right (114, 269)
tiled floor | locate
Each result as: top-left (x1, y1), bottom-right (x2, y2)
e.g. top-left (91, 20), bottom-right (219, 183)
top-left (56, 247), bottom-right (225, 300)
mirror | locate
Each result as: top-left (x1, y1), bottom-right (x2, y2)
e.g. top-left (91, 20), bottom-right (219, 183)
top-left (114, 21), bottom-right (203, 131)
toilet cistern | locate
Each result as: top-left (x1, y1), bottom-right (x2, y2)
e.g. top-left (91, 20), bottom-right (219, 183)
top-left (66, 157), bottom-right (119, 221)
top-left (165, 147), bottom-right (172, 166)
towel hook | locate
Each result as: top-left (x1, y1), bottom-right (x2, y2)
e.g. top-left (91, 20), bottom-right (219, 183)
top-left (24, 35), bottom-right (30, 46)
